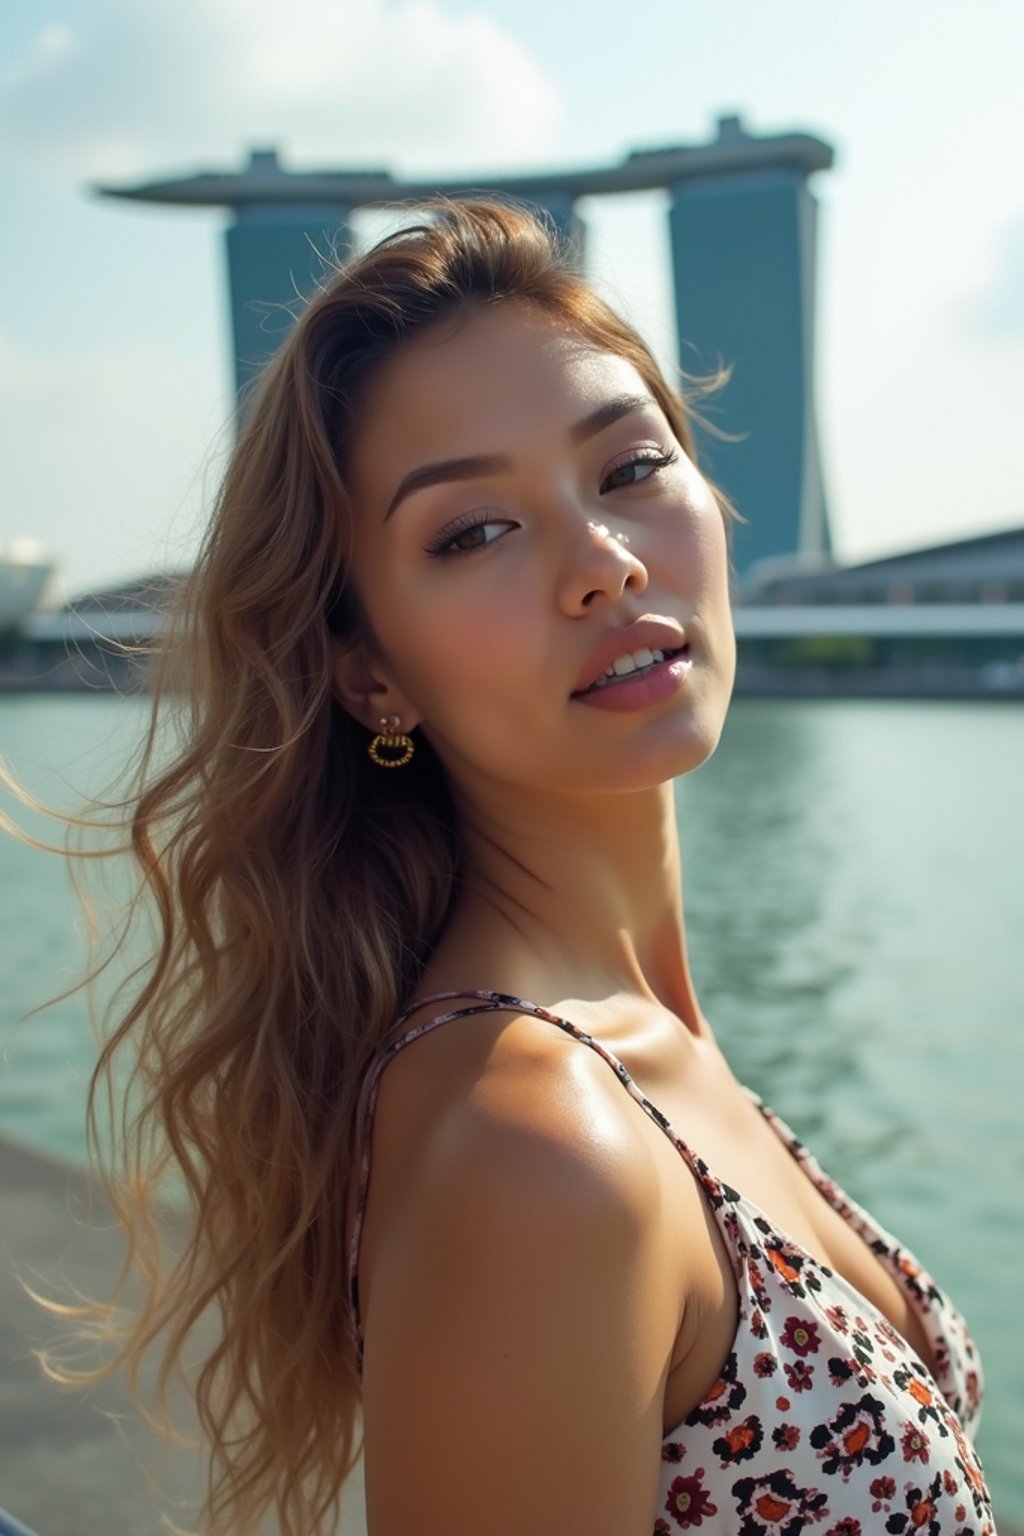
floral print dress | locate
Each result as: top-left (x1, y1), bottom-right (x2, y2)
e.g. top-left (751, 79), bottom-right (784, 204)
top-left (347, 991), bottom-right (995, 1535)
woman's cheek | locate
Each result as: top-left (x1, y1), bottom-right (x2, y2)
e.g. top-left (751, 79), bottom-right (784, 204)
top-left (682, 499), bottom-right (731, 593)
top-left (413, 586), bottom-right (534, 699)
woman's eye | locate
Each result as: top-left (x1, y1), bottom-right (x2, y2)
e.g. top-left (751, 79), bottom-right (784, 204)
top-left (450, 523), bottom-right (492, 552)
top-left (425, 518), bottom-right (514, 558)
top-left (601, 450), bottom-right (677, 494)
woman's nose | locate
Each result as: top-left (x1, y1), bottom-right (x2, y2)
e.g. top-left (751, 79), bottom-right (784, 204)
top-left (558, 517), bottom-right (649, 613)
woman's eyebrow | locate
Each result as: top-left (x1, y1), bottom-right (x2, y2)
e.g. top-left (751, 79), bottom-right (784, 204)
top-left (569, 393), bottom-right (657, 445)
top-left (383, 393), bottom-right (657, 522)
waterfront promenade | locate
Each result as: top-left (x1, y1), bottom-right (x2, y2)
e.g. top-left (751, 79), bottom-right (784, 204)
top-left (0, 1134), bottom-right (369, 1536)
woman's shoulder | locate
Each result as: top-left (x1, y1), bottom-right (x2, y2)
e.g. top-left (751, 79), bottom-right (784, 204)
top-left (376, 990), bottom-right (657, 1198)
top-left (355, 990), bottom-right (695, 1307)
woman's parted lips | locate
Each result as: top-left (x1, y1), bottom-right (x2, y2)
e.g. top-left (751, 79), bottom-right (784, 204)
top-left (571, 616), bottom-right (689, 695)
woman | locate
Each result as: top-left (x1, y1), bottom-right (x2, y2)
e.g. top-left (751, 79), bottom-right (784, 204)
top-left (32, 200), bottom-right (992, 1534)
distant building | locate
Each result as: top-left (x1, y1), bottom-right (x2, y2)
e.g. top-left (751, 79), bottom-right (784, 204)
top-left (667, 117), bottom-right (831, 580)
top-left (746, 525), bottom-right (1024, 606)
top-left (0, 539), bottom-right (57, 636)
top-left (97, 115), bottom-right (834, 584)
top-left (732, 525), bottom-right (1024, 698)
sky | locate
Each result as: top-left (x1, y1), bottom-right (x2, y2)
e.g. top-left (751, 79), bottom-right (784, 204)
top-left (1, 0), bottom-right (1023, 599)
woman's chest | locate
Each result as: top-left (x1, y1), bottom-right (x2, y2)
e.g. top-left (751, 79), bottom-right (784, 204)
top-left (614, 1038), bottom-right (944, 1429)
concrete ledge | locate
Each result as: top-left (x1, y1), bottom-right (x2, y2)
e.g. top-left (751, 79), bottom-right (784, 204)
top-left (0, 1133), bottom-right (367, 1535)
top-left (0, 1134), bottom-right (204, 1535)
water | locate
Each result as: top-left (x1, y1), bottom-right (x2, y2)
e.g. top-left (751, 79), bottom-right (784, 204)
top-left (1, 694), bottom-right (1021, 1515)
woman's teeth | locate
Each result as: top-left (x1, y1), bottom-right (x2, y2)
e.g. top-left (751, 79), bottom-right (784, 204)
top-left (591, 647), bottom-right (667, 690)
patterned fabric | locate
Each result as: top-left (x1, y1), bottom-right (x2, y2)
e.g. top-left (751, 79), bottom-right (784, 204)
top-left (347, 990), bottom-right (995, 1534)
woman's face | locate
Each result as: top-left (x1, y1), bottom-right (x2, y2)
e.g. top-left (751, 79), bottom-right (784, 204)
top-left (337, 300), bottom-right (736, 797)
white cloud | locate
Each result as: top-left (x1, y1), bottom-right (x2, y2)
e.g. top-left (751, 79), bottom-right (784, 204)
top-left (0, 0), bottom-right (562, 183)
top-left (0, 330), bottom-right (227, 594)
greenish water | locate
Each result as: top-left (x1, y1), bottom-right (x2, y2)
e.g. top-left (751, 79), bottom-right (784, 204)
top-left (1, 694), bottom-right (1021, 1515)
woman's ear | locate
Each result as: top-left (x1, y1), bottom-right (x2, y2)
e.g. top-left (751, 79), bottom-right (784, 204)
top-left (330, 639), bottom-right (423, 734)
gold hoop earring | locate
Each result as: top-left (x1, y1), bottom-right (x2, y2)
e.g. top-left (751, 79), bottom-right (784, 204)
top-left (367, 714), bottom-right (415, 769)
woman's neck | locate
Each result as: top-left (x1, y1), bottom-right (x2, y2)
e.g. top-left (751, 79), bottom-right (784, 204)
top-left (436, 779), bottom-right (704, 1036)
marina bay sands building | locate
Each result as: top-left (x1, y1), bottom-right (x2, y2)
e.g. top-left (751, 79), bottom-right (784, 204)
top-left (99, 116), bottom-right (835, 584)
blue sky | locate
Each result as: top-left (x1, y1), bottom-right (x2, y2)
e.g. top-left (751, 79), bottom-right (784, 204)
top-left (1, 0), bottom-right (1022, 596)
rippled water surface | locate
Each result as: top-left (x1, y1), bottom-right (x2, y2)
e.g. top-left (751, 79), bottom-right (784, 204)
top-left (2, 694), bottom-right (1021, 1513)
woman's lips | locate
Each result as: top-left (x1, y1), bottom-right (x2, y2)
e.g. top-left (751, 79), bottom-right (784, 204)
top-left (572, 646), bottom-right (693, 712)
top-left (570, 618), bottom-right (689, 695)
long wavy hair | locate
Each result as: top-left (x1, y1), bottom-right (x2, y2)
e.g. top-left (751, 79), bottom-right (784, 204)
top-left (6, 198), bottom-right (736, 1535)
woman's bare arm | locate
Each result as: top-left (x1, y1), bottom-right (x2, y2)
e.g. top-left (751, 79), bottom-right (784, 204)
top-left (360, 1038), bottom-right (688, 1536)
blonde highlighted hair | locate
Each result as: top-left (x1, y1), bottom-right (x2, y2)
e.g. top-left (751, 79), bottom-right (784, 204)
top-left (9, 198), bottom-right (735, 1534)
